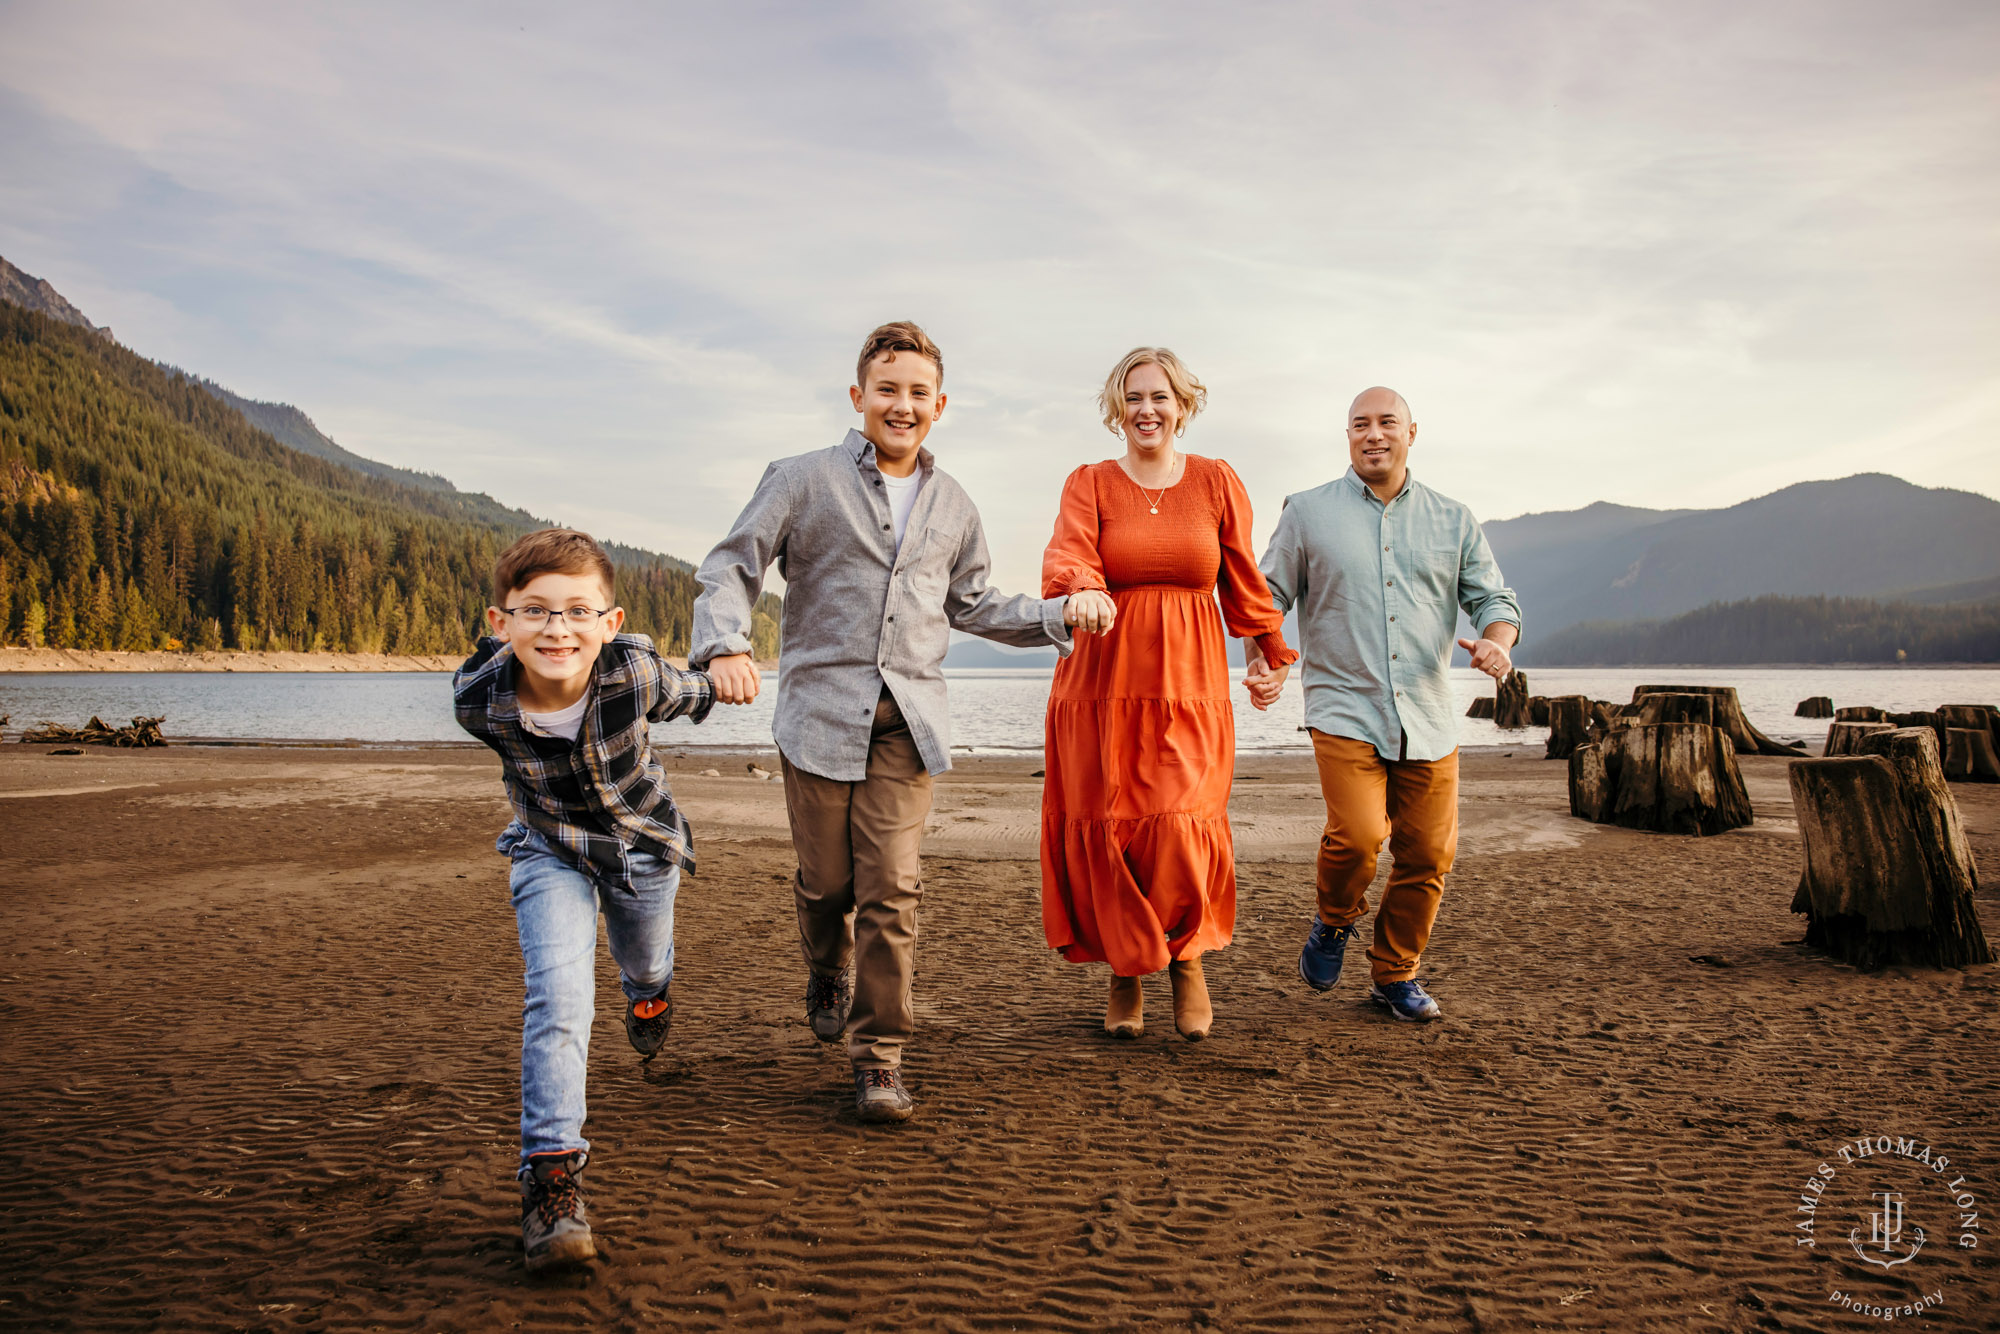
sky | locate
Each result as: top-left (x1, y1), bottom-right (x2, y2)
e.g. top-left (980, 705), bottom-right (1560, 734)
top-left (2, 0), bottom-right (1996, 591)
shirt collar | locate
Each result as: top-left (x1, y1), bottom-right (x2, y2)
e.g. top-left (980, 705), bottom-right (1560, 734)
top-left (1342, 465), bottom-right (1415, 507)
top-left (844, 427), bottom-right (933, 478)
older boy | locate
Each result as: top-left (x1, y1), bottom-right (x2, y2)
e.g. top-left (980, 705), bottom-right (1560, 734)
top-left (692, 320), bottom-right (1103, 1123)
top-left (456, 528), bottom-right (722, 1270)
top-left (1252, 387), bottom-right (1519, 1023)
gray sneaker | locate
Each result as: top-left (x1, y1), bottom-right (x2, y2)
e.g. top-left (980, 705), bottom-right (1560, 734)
top-left (623, 986), bottom-right (672, 1061)
top-left (806, 966), bottom-right (853, 1043)
top-left (854, 1066), bottom-right (914, 1123)
top-left (520, 1151), bottom-right (593, 1271)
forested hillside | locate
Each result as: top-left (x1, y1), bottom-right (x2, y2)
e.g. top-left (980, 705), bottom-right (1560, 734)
top-left (0, 303), bottom-right (775, 657)
top-left (1526, 593), bottom-right (2000, 665)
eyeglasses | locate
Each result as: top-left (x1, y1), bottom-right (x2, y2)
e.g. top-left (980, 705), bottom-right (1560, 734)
top-left (501, 605), bottom-right (614, 628)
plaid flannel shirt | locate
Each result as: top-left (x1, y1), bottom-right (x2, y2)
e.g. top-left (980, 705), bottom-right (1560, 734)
top-left (454, 632), bottom-right (715, 893)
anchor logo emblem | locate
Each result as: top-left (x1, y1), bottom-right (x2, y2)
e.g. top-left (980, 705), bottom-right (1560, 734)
top-left (1849, 1190), bottom-right (1925, 1269)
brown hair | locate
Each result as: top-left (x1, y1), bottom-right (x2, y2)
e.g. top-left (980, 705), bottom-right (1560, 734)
top-left (856, 320), bottom-right (943, 390)
top-left (1098, 346), bottom-right (1207, 437)
top-left (492, 528), bottom-right (616, 604)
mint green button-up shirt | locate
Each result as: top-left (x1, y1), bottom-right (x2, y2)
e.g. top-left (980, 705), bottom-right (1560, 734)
top-left (1259, 468), bottom-right (1520, 762)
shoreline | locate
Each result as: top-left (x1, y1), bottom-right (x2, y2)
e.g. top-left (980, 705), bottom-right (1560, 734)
top-left (0, 646), bottom-right (776, 673)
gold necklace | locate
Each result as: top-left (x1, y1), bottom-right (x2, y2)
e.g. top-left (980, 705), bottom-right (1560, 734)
top-left (1129, 453), bottom-right (1178, 514)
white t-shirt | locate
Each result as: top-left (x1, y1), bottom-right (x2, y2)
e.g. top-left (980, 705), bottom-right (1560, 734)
top-left (521, 694), bottom-right (588, 742)
top-left (882, 469), bottom-right (923, 549)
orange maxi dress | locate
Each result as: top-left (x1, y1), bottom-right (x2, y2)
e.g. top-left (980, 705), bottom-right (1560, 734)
top-left (1040, 454), bottom-right (1297, 977)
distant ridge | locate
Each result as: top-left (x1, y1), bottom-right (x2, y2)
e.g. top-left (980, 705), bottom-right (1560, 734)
top-left (0, 255), bottom-right (112, 341)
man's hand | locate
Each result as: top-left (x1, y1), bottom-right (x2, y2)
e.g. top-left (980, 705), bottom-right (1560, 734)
top-left (1242, 653), bottom-right (1290, 711)
top-left (1457, 636), bottom-right (1513, 680)
top-left (1064, 589), bottom-right (1117, 635)
top-left (708, 652), bottom-right (761, 704)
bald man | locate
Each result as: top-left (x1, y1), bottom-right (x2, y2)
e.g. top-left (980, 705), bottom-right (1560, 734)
top-left (1248, 388), bottom-right (1519, 1022)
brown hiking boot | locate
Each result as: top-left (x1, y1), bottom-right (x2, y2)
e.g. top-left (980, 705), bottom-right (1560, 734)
top-left (1106, 974), bottom-right (1143, 1039)
top-left (1169, 958), bottom-right (1212, 1041)
top-left (520, 1151), bottom-right (593, 1271)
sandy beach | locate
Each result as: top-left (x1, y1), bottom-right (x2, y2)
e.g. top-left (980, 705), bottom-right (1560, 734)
top-left (2, 743), bottom-right (1996, 1331)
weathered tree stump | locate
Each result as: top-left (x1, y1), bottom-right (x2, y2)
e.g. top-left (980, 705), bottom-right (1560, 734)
top-left (1494, 671), bottom-right (1531, 729)
top-left (1632, 692), bottom-right (1715, 726)
top-left (1630, 684), bottom-right (1804, 756)
top-left (1938, 704), bottom-right (2000, 749)
top-left (1789, 727), bottom-right (1993, 969)
top-left (1835, 705), bottom-right (1886, 723)
top-left (1545, 695), bottom-right (1593, 760)
top-left (1886, 711), bottom-right (1947, 756)
top-left (1465, 697), bottom-right (1495, 720)
top-left (1944, 728), bottom-right (2000, 782)
top-left (1567, 723), bottom-right (1753, 834)
top-left (1795, 696), bottom-right (1833, 718)
top-left (1527, 696), bottom-right (1550, 727)
top-left (1824, 720), bottom-right (1894, 756)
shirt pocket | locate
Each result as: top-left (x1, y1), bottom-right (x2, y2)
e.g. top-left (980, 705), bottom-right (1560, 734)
top-left (1408, 546), bottom-right (1462, 605)
top-left (901, 526), bottom-right (957, 601)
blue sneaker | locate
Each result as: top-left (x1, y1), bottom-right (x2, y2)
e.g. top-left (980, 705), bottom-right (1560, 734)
top-left (1298, 920), bottom-right (1357, 991)
top-left (1368, 979), bottom-right (1441, 1022)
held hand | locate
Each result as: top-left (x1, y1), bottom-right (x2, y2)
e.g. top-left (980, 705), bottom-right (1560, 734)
top-left (1064, 589), bottom-right (1117, 635)
top-left (1457, 637), bottom-right (1512, 680)
top-left (708, 652), bottom-right (761, 704)
top-left (1241, 654), bottom-right (1290, 711)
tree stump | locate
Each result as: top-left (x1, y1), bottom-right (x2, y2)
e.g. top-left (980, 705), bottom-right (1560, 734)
top-left (1944, 728), bottom-right (2000, 782)
top-left (1795, 696), bottom-right (1833, 718)
top-left (1824, 721), bottom-right (1894, 756)
top-left (1789, 727), bottom-right (1993, 969)
top-left (1494, 670), bottom-right (1531, 729)
top-left (1835, 705), bottom-right (1886, 723)
top-left (1630, 684), bottom-right (1804, 756)
top-left (1567, 723), bottom-right (1753, 834)
top-left (1545, 696), bottom-right (1593, 760)
top-left (1632, 692), bottom-right (1715, 726)
top-left (1465, 697), bottom-right (1496, 720)
top-left (1938, 704), bottom-right (2000, 749)
top-left (1527, 696), bottom-right (1551, 727)
top-left (1887, 711), bottom-right (1947, 755)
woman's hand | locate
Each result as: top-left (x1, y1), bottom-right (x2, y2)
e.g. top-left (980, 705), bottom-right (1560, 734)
top-left (1065, 589), bottom-right (1117, 635)
top-left (1242, 654), bottom-right (1290, 711)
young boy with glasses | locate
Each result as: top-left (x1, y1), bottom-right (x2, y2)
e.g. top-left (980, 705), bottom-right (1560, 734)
top-left (455, 527), bottom-right (728, 1270)
top-left (691, 320), bottom-right (1106, 1124)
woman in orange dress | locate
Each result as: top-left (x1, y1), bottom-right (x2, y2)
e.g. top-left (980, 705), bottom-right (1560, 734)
top-left (1040, 347), bottom-right (1296, 1041)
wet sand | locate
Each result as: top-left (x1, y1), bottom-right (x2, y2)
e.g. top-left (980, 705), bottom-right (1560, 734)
top-left (2, 744), bottom-right (1996, 1331)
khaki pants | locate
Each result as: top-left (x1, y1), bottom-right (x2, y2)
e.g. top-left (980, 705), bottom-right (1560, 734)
top-left (780, 692), bottom-right (934, 1069)
top-left (1309, 730), bottom-right (1459, 984)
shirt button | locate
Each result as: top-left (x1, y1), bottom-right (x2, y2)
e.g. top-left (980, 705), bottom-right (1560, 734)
top-left (1385, 579), bottom-right (1394, 587)
top-left (1390, 615), bottom-right (1396, 622)
top-left (882, 523), bottom-right (891, 530)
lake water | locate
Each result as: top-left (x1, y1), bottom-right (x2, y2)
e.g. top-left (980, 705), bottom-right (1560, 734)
top-left (3, 666), bottom-right (1996, 752)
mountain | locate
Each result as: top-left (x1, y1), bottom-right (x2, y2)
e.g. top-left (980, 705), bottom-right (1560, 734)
top-left (0, 256), bottom-right (113, 341)
top-left (0, 270), bottom-right (757, 656)
top-left (1486, 475), bottom-right (2000, 658)
top-left (192, 377), bottom-right (455, 493)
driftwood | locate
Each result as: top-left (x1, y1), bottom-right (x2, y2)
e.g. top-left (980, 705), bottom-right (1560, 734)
top-left (22, 715), bottom-right (169, 748)
top-left (1591, 700), bottom-right (1622, 733)
top-left (1944, 728), bottom-right (2000, 783)
top-left (1789, 728), bottom-right (1993, 969)
top-left (1465, 697), bottom-right (1495, 720)
top-left (1824, 721), bottom-right (1894, 756)
top-left (1544, 696), bottom-right (1593, 760)
top-left (1795, 696), bottom-right (1833, 719)
top-left (1568, 722), bottom-right (1753, 835)
top-left (1835, 705), bottom-right (1886, 723)
top-left (1494, 671), bottom-right (1531, 729)
top-left (1630, 684), bottom-right (1804, 757)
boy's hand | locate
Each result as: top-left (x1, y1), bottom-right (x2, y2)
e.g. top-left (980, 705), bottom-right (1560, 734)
top-left (1064, 590), bottom-right (1117, 635)
top-left (1242, 654), bottom-right (1289, 711)
top-left (709, 653), bottom-right (761, 704)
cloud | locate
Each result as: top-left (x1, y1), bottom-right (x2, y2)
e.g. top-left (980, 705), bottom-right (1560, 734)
top-left (2, 0), bottom-right (1995, 588)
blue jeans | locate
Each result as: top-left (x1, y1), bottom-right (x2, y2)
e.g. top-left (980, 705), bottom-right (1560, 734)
top-left (500, 821), bottom-right (678, 1174)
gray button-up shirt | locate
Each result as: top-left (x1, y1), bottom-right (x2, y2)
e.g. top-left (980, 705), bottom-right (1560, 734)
top-left (1259, 468), bottom-right (1520, 762)
top-left (692, 429), bottom-right (1072, 781)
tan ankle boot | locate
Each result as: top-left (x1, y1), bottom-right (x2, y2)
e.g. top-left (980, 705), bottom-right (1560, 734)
top-left (1106, 975), bottom-right (1143, 1038)
top-left (1169, 958), bottom-right (1212, 1041)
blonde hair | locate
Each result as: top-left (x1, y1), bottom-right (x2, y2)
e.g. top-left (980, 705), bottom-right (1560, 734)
top-left (1098, 347), bottom-right (1207, 437)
